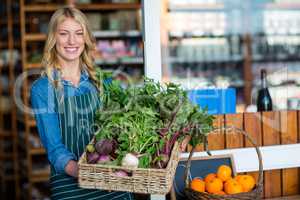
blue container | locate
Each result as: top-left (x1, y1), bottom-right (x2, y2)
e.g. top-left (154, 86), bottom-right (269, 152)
top-left (188, 88), bottom-right (236, 115)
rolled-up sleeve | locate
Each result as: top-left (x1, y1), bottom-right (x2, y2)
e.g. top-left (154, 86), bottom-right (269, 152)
top-left (30, 79), bottom-right (76, 174)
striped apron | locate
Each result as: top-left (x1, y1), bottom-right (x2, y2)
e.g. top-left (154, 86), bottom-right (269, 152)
top-left (50, 91), bottom-right (134, 200)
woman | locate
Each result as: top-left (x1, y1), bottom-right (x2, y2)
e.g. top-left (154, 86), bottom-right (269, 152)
top-left (31, 7), bottom-right (134, 200)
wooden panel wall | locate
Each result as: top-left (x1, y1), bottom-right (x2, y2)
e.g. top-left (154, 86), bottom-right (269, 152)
top-left (201, 111), bottom-right (300, 198)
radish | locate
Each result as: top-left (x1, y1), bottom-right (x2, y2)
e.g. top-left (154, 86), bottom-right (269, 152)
top-left (113, 170), bottom-right (128, 177)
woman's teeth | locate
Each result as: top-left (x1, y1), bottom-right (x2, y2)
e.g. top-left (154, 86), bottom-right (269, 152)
top-left (65, 47), bottom-right (78, 53)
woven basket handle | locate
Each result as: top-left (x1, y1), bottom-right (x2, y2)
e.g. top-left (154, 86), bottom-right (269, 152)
top-left (184, 126), bottom-right (264, 190)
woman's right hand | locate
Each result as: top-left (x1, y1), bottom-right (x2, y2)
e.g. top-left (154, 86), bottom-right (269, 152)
top-left (65, 160), bottom-right (79, 178)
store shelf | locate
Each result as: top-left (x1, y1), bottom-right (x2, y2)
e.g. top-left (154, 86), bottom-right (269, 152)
top-left (0, 42), bottom-right (8, 48)
top-left (24, 4), bottom-right (61, 12)
top-left (31, 169), bottom-right (50, 183)
top-left (0, 1), bottom-right (20, 199)
top-left (168, 3), bottom-right (224, 11)
top-left (0, 129), bottom-right (12, 138)
top-left (169, 32), bottom-right (228, 39)
top-left (252, 54), bottom-right (300, 63)
top-left (95, 57), bottom-right (143, 65)
top-left (24, 33), bottom-right (46, 42)
top-left (77, 3), bottom-right (141, 11)
top-left (0, 171), bottom-right (15, 181)
top-left (0, 41), bottom-right (21, 48)
top-left (93, 30), bottom-right (141, 38)
top-left (24, 3), bottom-right (141, 12)
top-left (168, 55), bottom-right (243, 64)
top-left (0, 153), bottom-right (14, 159)
top-left (29, 147), bottom-right (45, 156)
top-left (20, 160), bottom-right (50, 183)
top-left (258, 3), bottom-right (300, 10)
top-left (25, 63), bottom-right (42, 69)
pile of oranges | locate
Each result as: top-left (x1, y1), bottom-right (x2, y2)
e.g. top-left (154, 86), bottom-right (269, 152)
top-left (190, 165), bottom-right (256, 195)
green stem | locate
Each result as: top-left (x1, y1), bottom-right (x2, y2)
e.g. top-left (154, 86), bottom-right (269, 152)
top-left (139, 136), bottom-right (154, 153)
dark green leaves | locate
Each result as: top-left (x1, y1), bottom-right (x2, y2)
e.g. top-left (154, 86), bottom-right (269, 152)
top-left (94, 69), bottom-right (214, 168)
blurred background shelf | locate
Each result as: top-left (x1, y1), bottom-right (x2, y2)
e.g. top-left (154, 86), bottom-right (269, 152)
top-left (24, 62), bottom-right (42, 69)
top-left (95, 57), bottom-right (143, 65)
top-left (24, 3), bottom-right (141, 12)
top-left (161, 0), bottom-right (300, 110)
top-left (168, 3), bottom-right (225, 11)
top-left (24, 33), bottom-right (46, 42)
top-left (93, 30), bottom-right (141, 38)
top-left (30, 170), bottom-right (50, 183)
top-left (0, 0), bottom-right (20, 199)
top-left (0, 130), bottom-right (12, 138)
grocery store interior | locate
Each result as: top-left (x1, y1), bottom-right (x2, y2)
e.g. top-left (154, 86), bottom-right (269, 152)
top-left (1, 0), bottom-right (300, 199)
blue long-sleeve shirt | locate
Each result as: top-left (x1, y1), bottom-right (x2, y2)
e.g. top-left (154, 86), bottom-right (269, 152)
top-left (30, 71), bottom-right (98, 174)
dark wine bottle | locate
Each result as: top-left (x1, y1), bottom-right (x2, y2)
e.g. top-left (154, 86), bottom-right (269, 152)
top-left (257, 69), bottom-right (273, 111)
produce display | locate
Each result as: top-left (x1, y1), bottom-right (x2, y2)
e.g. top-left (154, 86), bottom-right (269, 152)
top-left (190, 165), bottom-right (256, 195)
top-left (84, 69), bottom-right (214, 171)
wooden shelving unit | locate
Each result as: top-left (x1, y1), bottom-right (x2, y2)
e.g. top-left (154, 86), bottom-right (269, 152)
top-left (24, 3), bottom-right (141, 12)
top-left (19, 1), bottom-right (143, 199)
top-left (24, 33), bottom-right (47, 41)
top-left (0, 0), bottom-right (20, 199)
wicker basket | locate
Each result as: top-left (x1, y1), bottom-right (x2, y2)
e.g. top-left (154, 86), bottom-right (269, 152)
top-left (184, 127), bottom-right (263, 200)
top-left (78, 141), bottom-right (180, 194)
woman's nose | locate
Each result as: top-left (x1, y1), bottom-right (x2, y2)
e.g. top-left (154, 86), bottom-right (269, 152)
top-left (68, 34), bottom-right (76, 44)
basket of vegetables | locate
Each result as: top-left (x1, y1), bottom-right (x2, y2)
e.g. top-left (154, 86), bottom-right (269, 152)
top-left (78, 69), bottom-right (214, 194)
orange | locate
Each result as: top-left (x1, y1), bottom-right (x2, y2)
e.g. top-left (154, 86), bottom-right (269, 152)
top-left (224, 179), bottom-right (243, 194)
top-left (234, 175), bottom-right (243, 182)
top-left (217, 165), bottom-right (232, 182)
top-left (213, 190), bottom-right (226, 195)
top-left (205, 177), bottom-right (223, 194)
top-left (235, 175), bottom-right (255, 192)
top-left (204, 173), bottom-right (217, 184)
top-left (190, 178), bottom-right (205, 192)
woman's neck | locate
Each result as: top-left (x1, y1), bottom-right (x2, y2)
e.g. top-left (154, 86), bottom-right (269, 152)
top-left (59, 58), bottom-right (81, 87)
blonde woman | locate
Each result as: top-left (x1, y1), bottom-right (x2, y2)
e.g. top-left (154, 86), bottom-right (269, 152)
top-left (31, 7), bottom-right (134, 200)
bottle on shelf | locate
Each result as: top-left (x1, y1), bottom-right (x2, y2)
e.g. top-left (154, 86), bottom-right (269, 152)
top-left (257, 69), bottom-right (273, 111)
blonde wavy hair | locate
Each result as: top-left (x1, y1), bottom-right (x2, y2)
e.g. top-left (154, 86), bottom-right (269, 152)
top-left (42, 6), bottom-right (97, 87)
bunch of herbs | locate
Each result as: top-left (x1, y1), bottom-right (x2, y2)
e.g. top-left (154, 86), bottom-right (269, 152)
top-left (94, 69), bottom-right (214, 168)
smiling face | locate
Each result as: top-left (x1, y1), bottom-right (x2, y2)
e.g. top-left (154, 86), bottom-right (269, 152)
top-left (55, 17), bottom-right (85, 64)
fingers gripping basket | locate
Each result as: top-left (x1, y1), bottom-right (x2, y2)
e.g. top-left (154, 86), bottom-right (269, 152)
top-left (184, 127), bottom-right (263, 200)
top-left (78, 141), bottom-right (180, 195)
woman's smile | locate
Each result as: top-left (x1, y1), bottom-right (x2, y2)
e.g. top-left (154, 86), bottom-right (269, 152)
top-left (64, 47), bottom-right (80, 53)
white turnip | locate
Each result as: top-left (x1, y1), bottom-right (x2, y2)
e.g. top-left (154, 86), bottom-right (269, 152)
top-left (121, 153), bottom-right (139, 168)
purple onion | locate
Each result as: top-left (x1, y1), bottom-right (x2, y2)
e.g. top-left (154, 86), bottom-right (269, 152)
top-left (95, 139), bottom-right (114, 155)
top-left (87, 152), bottom-right (100, 164)
top-left (97, 155), bottom-right (111, 164)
